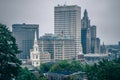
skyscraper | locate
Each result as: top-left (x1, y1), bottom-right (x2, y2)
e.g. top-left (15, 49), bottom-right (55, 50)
top-left (94, 38), bottom-right (100, 53)
top-left (119, 41), bottom-right (120, 47)
top-left (81, 9), bottom-right (90, 29)
top-left (91, 25), bottom-right (97, 53)
top-left (54, 5), bottom-right (82, 59)
top-left (12, 23), bottom-right (39, 59)
top-left (91, 25), bottom-right (96, 39)
top-left (81, 10), bottom-right (101, 54)
top-left (81, 9), bottom-right (91, 54)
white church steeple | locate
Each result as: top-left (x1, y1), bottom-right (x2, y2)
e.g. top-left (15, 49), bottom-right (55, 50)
top-left (33, 31), bottom-right (39, 51)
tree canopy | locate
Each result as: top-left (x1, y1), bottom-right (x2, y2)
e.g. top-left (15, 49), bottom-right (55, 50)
top-left (50, 60), bottom-right (84, 74)
top-left (0, 24), bottom-right (21, 80)
top-left (86, 59), bottom-right (120, 80)
top-left (16, 68), bottom-right (38, 80)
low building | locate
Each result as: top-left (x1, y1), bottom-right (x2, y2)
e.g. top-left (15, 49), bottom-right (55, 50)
top-left (44, 71), bottom-right (86, 80)
top-left (84, 53), bottom-right (109, 64)
top-left (40, 52), bottom-right (51, 63)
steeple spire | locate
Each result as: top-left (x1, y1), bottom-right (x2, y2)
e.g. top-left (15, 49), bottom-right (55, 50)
top-left (33, 31), bottom-right (39, 51)
top-left (34, 31), bottom-right (37, 41)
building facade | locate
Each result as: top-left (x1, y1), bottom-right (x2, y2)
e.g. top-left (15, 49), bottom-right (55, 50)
top-left (54, 5), bottom-right (83, 59)
top-left (38, 34), bottom-right (75, 61)
top-left (12, 23), bottom-right (39, 59)
top-left (94, 38), bottom-right (100, 53)
top-left (91, 25), bottom-right (97, 53)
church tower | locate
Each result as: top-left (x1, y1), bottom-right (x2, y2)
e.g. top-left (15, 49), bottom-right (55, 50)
top-left (30, 32), bottom-right (40, 67)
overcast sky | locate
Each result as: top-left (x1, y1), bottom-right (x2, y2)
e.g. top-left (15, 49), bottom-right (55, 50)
top-left (0, 0), bottom-right (120, 45)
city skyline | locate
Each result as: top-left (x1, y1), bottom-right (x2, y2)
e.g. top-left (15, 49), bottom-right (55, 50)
top-left (0, 0), bottom-right (120, 45)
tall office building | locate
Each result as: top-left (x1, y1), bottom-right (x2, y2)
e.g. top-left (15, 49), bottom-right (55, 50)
top-left (91, 25), bottom-right (96, 38)
top-left (91, 25), bottom-right (97, 53)
top-left (81, 28), bottom-right (87, 54)
top-left (94, 38), bottom-right (100, 53)
top-left (54, 5), bottom-right (82, 59)
top-left (12, 23), bottom-right (39, 60)
top-left (81, 9), bottom-right (91, 54)
top-left (119, 41), bottom-right (120, 47)
top-left (81, 10), bottom-right (101, 54)
top-left (38, 34), bottom-right (75, 61)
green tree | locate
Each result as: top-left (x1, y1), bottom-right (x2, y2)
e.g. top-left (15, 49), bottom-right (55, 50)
top-left (50, 60), bottom-right (70, 73)
top-left (16, 68), bottom-right (38, 80)
top-left (86, 59), bottom-right (120, 80)
top-left (0, 24), bottom-right (21, 80)
top-left (38, 73), bottom-right (47, 80)
top-left (50, 60), bottom-right (84, 74)
top-left (70, 60), bottom-right (84, 72)
top-left (39, 62), bottom-right (53, 73)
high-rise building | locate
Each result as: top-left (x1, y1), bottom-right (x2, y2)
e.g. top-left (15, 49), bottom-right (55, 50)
top-left (119, 41), bottom-right (120, 47)
top-left (91, 25), bottom-right (96, 39)
top-left (94, 38), bottom-right (100, 53)
top-left (81, 10), bottom-right (101, 54)
top-left (91, 25), bottom-right (97, 53)
top-left (38, 34), bottom-right (75, 61)
top-left (81, 9), bottom-right (90, 29)
top-left (81, 9), bottom-right (91, 54)
top-left (86, 27), bottom-right (92, 53)
top-left (12, 23), bottom-right (39, 59)
top-left (81, 28), bottom-right (87, 54)
top-left (54, 5), bottom-right (82, 59)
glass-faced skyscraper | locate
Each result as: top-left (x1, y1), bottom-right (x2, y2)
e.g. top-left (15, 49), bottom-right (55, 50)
top-left (81, 9), bottom-right (91, 54)
top-left (54, 5), bottom-right (82, 59)
top-left (12, 23), bottom-right (39, 59)
top-left (81, 9), bottom-right (100, 54)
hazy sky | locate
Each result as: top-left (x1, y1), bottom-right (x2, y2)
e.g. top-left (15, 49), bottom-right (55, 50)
top-left (0, 0), bottom-right (120, 45)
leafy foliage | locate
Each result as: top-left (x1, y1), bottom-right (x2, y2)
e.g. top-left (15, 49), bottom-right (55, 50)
top-left (86, 59), bottom-right (120, 80)
top-left (50, 60), bottom-right (84, 74)
top-left (0, 24), bottom-right (21, 80)
top-left (38, 72), bottom-right (47, 80)
top-left (39, 62), bottom-right (53, 73)
top-left (16, 68), bottom-right (38, 80)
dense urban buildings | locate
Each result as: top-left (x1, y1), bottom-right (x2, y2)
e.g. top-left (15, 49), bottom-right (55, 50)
top-left (12, 23), bottom-right (39, 59)
top-left (84, 53), bottom-right (109, 64)
top-left (100, 42), bottom-right (107, 54)
top-left (38, 34), bottom-right (75, 61)
top-left (81, 9), bottom-right (100, 54)
top-left (54, 5), bottom-right (83, 59)
top-left (12, 5), bottom-right (104, 64)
